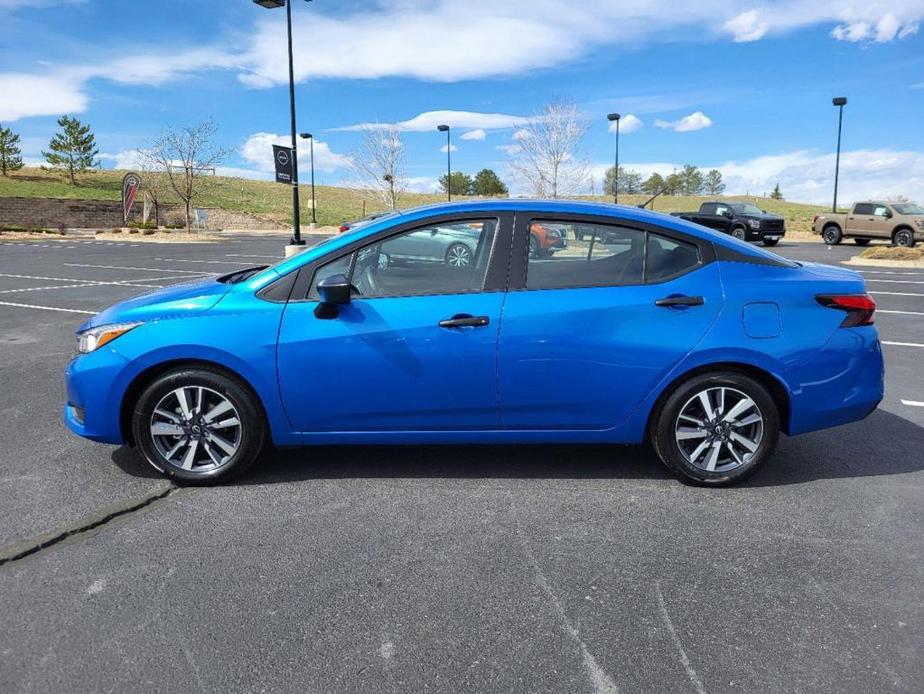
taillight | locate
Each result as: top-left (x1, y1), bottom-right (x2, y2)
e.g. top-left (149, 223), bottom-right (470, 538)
top-left (812, 214), bottom-right (819, 223)
top-left (339, 225), bottom-right (349, 233)
top-left (815, 294), bottom-right (876, 327)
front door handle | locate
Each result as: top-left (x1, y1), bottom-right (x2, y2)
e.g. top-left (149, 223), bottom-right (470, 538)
top-left (655, 295), bottom-right (704, 307)
top-left (439, 314), bottom-right (490, 328)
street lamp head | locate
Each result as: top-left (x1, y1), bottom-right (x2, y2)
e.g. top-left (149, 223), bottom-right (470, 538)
top-left (607, 113), bottom-right (621, 121)
top-left (832, 97), bottom-right (847, 106)
top-left (252, 0), bottom-right (285, 8)
top-left (437, 124), bottom-right (450, 132)
top-left (300, 132), bottom-right (312, 139)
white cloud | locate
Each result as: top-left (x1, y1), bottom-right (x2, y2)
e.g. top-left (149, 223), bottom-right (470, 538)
top-left (724, 10), bottom-right (770, 42)
top-left (0, 73), bottom-right (87, 120)
top-left (406, 176), bottom-right (441, 193)
top-left (831, 8), bottom-right (920, 43)
top-left (654, 111), bottom-right (713, 132)
top-left (98, 149), bottom-right (146, 170)
top-left (439, 143), bottom-right (458, 153)
top-left (608, 114), bottom-right (643, 134)
top-left (460, 129), bottom-right (486, 141)
top-left (495, 144), bottom-right (521, 155)
top-left (240, 132), bottom-right (351, 173)
top-left (331, 110), bottom-right (532, 133)
top-left (596, 149), bottom-right (924, 205)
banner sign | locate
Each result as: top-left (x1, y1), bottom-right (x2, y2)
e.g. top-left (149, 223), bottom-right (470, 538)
top-left (122, 172), bottom-right (141, 223)
top-left (273, 145), bottom-right (294, 184)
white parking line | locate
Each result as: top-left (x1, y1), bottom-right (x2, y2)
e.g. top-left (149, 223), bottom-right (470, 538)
top-left (877, 309), bottom-right (924, 316)
top-left (882, 341), bottom-right (924, 348)
top-left (866, 279), bottom-right (924, 285)
top-left (870, 291), bottom-right (924, 297)
top-left (855, 269), bottom-right (924, 276)
top-left (226, 253), bottom-right (279, 260)
top-left (154, 257), bottom-right (249, 265)
top-left (0, 272), bottom-right (162, 288)
top-left (901, 399), bottom-right (924, 407)
top-left (0, 284), bottom-right (97, 294)
top-left (64, 263), bottom-right (206, 275)
top-left (0, 300), bottom-right (94, 315)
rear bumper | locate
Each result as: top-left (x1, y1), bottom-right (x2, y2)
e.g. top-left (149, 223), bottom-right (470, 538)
top-left (786, 326), bottom-right (884, 435)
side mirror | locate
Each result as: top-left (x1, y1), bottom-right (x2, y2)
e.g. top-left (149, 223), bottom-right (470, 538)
top-left (885, 210), bottom-right (893, 218)
top-left (314, 273), bottom-right (351, 319)
top-left (722, 210), bottom-right (733, 219)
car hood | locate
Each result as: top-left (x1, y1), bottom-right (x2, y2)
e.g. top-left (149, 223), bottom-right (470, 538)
top-left (750, 212), bottom-right (784, 220)
top-left (77, 276), bottom-right (231, 332)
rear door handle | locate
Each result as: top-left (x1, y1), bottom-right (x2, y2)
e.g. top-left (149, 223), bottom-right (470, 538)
top-left (655, 295), bottom-right (704, 307)
top-left (439, 314), bottom-right (490, 328)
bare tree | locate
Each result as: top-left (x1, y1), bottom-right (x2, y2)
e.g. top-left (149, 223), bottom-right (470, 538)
top-left (139, 157), bottom-right (175, 225)
top-left (142, 119), bottom-right (228, 232)
top-left (348, 125), bottom-right (406, 210)
top-left (508, 100), bottom-right (590, 198)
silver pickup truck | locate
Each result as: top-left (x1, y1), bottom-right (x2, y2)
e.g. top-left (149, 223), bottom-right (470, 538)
top-left (813, 201), bottom-right (924, 247)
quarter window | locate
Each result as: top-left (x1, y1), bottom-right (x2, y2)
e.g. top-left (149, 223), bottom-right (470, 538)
top-left (646, 234), bottom-right (700, 282)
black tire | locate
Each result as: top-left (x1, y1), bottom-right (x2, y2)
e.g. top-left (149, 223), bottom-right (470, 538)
top-left (822, 225), bottom-right (842, 245)
top-left (731, 227), bottom-right (747, 241)
top-left (854, 238), bottom-right (871, 246)
top-left (893, 228), bottom-right (916, 248)
top-left (131, 367), bottom-right (266, 484)
top-left (762, 238), bottom-right (779, 247)
top-left (528, 234), bottom-right (540, 259)
top-left (651, 371), bottom-right (780, 486)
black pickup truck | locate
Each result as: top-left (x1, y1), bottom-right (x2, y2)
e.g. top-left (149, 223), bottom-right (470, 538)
top-left (671, 201), bottom-right (785, 246)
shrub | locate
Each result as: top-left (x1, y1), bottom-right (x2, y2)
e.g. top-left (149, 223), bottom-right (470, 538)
top-left (142, 229), bottom-right (156, 236)
top-left (859, 246), bottom-right (923, 261)
top-left (127, 220), bottom-right (157, 230)
top-left (110, 228), bottom-right (122, 234)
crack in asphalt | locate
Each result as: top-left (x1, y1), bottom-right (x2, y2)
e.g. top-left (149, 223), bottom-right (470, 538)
top-left (0, 486), bottom-right (178, 567)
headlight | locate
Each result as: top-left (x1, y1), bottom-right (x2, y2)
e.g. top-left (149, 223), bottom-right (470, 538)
top-left (747, 219), bottom-right (761, 229)
top-left (77, 322), bottom-right (141, 354)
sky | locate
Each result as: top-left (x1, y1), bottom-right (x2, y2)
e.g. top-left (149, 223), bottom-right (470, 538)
top-left (2, 0), bottom-right (923, 204)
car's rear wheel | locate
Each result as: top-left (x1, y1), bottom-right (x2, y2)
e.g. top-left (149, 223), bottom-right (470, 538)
top-left (822, 225), bottom-right (842, 245)
top-left (893, 228), bottom-right (916, 248)
top-left (651, 371), bottom-right (780, 486)
top-left (731, 227), bottom-right (746, 241)
top-left (445, 243), bottom-right (473, 268)
top-left (132, 367), bottom-right (266, 484)
top-left (854, 238), bottom-right (871, 246)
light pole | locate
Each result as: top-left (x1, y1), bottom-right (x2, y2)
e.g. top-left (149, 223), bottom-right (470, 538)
top-left (253, 0), bottom-right (307, 248)
top-left (607, 113), bottom-right (621, 204)
top-left (437, 124), bottom-right (451, 201)
top-left (832, 97), bottom-right (847, 213)
top-left (300, 132), bottom-right (316, 226)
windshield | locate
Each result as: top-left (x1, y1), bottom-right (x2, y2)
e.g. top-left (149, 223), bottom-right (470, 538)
top-left (730, 203), bottom-right (764, 215)
top-left (893, 203), bottom-right (924, 215)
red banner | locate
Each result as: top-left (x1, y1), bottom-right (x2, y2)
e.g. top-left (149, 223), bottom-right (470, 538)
top-left (122, 173), bottom-right (141, 224)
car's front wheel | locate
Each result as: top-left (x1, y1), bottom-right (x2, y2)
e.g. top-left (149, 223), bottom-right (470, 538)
top-left (132, 367), bottom-right (266, 484)
top-left (731, 227), bottom-right (747, 241)
top-left (445, 243), bottom-right (473, 268)
top-left (651, 371), bottom-right (780, 486)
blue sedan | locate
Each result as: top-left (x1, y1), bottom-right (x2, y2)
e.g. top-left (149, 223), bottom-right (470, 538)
top-left (64, 200), bottom-right (884, 486)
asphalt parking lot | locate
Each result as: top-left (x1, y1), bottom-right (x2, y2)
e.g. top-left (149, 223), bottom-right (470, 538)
top-left (0, 234), bottom-right (921, 693)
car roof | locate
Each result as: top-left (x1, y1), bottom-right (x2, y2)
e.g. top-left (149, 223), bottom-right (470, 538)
top-left (265, 199), bottom-right (787, 280)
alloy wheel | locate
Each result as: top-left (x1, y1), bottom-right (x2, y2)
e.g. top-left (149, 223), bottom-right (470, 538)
top-left (733, 228), bottom-right (746, 240)
top-left (446, 244), bottom-right (472, 267)
top-left (674, 386), bottom-right (764, 473)
top-left (895, 230), bottom-right (913, 248)
top-left (149, 386), bottom-right (242, 472)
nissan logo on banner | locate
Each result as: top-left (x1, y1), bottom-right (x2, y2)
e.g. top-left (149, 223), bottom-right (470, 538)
top-left (273, 145), bottom-right (294, 184)
top-left (122, 173), bottom-right (142, 224)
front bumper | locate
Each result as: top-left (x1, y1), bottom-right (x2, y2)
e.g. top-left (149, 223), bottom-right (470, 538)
top-left (748, 226), bottom-right (786, 242)
top-left (63, 347), bottom-right (131, 445)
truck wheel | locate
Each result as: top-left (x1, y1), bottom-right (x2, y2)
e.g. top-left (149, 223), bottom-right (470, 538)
top-left (731, 227), bottom-right (746, 241)
top-left (822, 225), bottom-right (842, 245)
top-left (893, 229), bottom-right (916, 248)
top-left (854, 238), bottom-right (871, 246)
top-left (762, 238), bottom-right (779, 247)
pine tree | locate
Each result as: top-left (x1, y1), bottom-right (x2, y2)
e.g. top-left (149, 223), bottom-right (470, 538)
top-left (43, 115), bottom-right (99, 184)
top-left (770, 182), bottom-right (783, 200)
top-left (0, 123), bottom-right (24, 175)
top-left (704, 169), bottom-right (725, 195)
top-left (439, 171), bottom-right (474, 196)
top-left (472, 168), bottom-right (508, 196)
